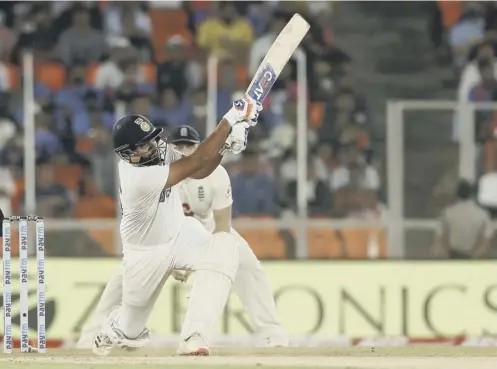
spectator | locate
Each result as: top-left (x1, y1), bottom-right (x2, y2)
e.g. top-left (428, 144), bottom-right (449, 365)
top-left (57, 5), bottom-right (108, 66)
top-left (336, 73), bottom-right (371, 124)
top-left (449, 2), bottom-right (485, 73)
top-left (11, 4), bottom-right (58, 64)
top-left (86, 117), bottom-right (115, 197)
top-left (285, 157), bottom-right (333, 216)
top-left (51, 2), bottom-right (103, 35)
top-left (112, 56), bottom-right (155, 102)
top-left (231, 149), bottom-right (278, 216)
top-left (104, 2), bottom-right (151, 39)
top-left (94, 38), bottom-right (130, 91)
top-left (128, 93), bottom-right (155, 121)
top-left (120, 5), bottom-right (154, 62)
top-left (0, 53), bottom-right (11, 92)
top-left (35, 111), bottom-right (65, 163)
top-left (468, 60), bottom-right (497, 143)
top-left (72, 90), bottom-right (114, 138)
top-left (151, 88), bottom-right (196, 128)
top-left (0, 11), bottom-right (16, 61)
top-left (434, 179), bottom-right (493, 259)
top-left (0, 94), bottom-right (16, 150)
top-left (319, 88), bottom-right (369, 144)
top-left (216, 57), bottom-right (245, 121)
top-left (94, 39), bottom-right (151, 95)
top-left (458, 41), bottom-right (497, 101)
top-left (55, 64), bottom-right (94, 115)
top-left (156, 35), bottom-right (203, 98)
top-left (330, 142), bottom-right (379, 192)
top-left (249, 10), bottom-right (289, 76)
top-left (484, 2), bottom-right (497, 43)
top-left (310, 54), bottom-right (335, 101)
top-left (197, 1), bottom-right (253, 61)
top-left (35, 165), bottom-right (73, 218)
top-left (0, 158), bottom-right (15, 218)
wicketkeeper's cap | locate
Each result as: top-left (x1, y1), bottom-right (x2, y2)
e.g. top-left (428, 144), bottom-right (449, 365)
top-left (169, 125), bottom-right (201, 145)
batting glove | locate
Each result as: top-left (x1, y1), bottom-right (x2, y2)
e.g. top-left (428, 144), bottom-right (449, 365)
top-left (226, 122), bottom-right (249, 154)
top-left (223, 98), bottom-right (262, 127)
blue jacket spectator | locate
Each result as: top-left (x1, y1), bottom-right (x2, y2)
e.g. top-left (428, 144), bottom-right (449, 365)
top-left (231, 150), bottom-right (278, 216)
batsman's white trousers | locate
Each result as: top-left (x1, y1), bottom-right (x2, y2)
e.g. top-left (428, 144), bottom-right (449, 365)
top-left (78, 217), bottom-right (284, 346)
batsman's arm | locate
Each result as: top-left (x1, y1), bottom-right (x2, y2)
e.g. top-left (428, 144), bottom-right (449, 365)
top-left (165, 119), bottom-right (230, 188)
top-left (165, 99), bottom-right (260, 188)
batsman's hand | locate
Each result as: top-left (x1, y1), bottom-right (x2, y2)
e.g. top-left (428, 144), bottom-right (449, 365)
top-left (225, 122), bottom-right (249, 154)
top-left (223, 98), bottom-right (262, 127)
top-left (171, 269), bottom-right (192, 283)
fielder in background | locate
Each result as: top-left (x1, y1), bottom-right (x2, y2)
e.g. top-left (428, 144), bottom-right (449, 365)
top-left (91, 99), bottom-right (260, 357)
top-left (77, 125), bottom-right (287, 350)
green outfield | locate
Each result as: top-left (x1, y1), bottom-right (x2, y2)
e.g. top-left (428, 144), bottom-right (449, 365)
top-left (1, 347), bottom-right (497, 369)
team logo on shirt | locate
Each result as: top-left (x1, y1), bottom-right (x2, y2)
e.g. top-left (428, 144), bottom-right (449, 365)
top-left (226, 185), bottom-right (231, 198)
top-left (198, 186), bottom-right (205, 201)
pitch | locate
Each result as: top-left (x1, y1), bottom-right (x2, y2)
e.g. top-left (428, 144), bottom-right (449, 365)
top-left (0, 347), bottom-right (496, 369)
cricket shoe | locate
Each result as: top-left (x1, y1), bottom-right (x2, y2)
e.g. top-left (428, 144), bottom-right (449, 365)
top-left (92, 306), bottom-right (151, 356)
top-left (177, 333), bottom-right (210, 356)
top-left (92, 330), bottom-right (114, 356)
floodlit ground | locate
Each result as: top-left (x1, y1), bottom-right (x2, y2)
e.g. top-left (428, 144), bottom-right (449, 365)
top-left (1, 347), bottom-right (497, 369)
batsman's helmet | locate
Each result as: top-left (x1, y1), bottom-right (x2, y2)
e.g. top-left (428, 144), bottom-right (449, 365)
top-left (112, 114), bottom-right (165, 165)
top-left (169, 125), bottom-right (201, 145)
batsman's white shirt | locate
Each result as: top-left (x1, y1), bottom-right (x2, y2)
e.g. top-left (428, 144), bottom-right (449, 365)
top-left (118, 146), bottom-right (184, 247)
top-left (178, 165), bottom-right (233, 232)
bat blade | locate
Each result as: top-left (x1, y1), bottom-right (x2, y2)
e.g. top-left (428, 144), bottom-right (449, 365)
top-left (246, 13), bottom-right (310, 103)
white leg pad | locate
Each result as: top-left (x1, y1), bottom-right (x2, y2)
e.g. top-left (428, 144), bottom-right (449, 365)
top-left (180, 232), bottom-right (240, 341)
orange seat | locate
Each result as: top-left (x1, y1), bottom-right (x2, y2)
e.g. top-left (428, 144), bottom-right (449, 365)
top-left (307, 228), bottom-right (346, 258)
top-left (76, 137), bottom-right (95, 155)
top-left (438, 1), bottom-right (462, 30)
top-left (343, 228), bottom-right (388, 258)
top-left (12, 179), bottom-right (24, 215)
top-left (86, 63), bottom-right (99, 86)
top-left (310, 102), bottom-right (325, 128)
top-left (307, 227), bottom-right (388, 259)
top-left (35, 63), bottom-right (66, 91)
top-left (5, 64), bottom-right (20, 90)
top-left (75, 195), bottom-right (115, 218)
top-left (53, 164), bottom-right (83, 191)
top-left (236, 217), bottom-right (286, 259)
top-left (141, 62), bottom-right (157, 84)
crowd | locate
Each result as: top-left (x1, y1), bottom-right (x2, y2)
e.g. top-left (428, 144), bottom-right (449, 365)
top-left (0, 1), bottom-right (379, 223)
top-left (433, 1), bottom-right (497, 217)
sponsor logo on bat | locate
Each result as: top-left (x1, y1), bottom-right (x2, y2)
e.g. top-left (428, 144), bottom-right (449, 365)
top-left (247, 64), bottom-right (277, 102)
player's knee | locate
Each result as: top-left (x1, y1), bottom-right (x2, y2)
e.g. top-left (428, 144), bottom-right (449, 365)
top-left (197, 232), bottom-right (240, 281)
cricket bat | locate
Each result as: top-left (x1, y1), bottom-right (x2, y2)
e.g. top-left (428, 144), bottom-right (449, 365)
top-left (223, 14), bottom-right (310, 154)
top-left (245, 13), bottom-right (310, 103)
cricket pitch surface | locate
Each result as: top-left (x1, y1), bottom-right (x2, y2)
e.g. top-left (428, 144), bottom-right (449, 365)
top-left (1, 347), bottom-right (496, 369)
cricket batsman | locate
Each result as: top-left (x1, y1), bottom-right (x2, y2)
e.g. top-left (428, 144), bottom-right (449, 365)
top-left (77, 125), bottom-right (288, 351)
top-left (91, 98), bottom-right (261, 356)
